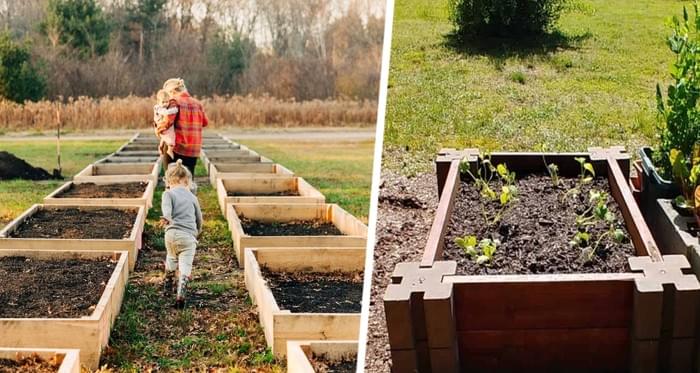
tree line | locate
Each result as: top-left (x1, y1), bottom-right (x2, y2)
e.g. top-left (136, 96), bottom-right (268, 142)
top-left (0, 0), bottom-right (384, 103)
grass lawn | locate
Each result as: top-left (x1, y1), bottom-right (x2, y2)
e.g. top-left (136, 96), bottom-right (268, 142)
top-left (0, 137), bottom-right (373, 371)
top-left (385, 0), bottom-right (687, 174)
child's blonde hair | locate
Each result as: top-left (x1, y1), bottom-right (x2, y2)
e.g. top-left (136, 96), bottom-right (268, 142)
top-left (163, 78), bottom-right (187, 95)
top-left (156, 89), bottom-right (170, 105)
top-left (165, 159), bottom-right (192, 187)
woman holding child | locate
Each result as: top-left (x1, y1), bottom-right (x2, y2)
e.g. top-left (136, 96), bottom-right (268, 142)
top-left (153, 78), bottom-right (209, 176)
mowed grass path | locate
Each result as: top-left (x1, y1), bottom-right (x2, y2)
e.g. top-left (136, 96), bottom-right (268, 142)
top-left (385, 0), bottom-right (687, 173)
top-left (0, 138), bottom-right (373, 371)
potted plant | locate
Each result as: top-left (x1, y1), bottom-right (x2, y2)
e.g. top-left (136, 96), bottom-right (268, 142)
top-left (668, 146), bottom-right (700, 216)
top-left (640, 4), bottom-right (700, 205)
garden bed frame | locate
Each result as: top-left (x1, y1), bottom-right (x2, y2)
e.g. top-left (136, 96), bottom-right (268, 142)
top-left (244, 247), bottom-right (364, 356)
top-left (0, 204), bottom-right (146, 271)
top-left (99, 155), bottom-right (159, 163)
top-left (645, 199), bottom-right (700, 276)
top-left (384, 147), bottom-right (700, 372)
top-left (43, 179), bottom-right (156, 209)
top-left (0, 348), bottom-right (80, 373)
top-left (227, 203), bottom-right (367, 266)
top-left (286, 340), bottom-right (357, 373)
top-left (115, 150), bottom-right (160, 157)
top-left (216, 176), bottom-right (325, 215)
top-left (208, 162), bottom-right (293, 185)
top-left (0, 250), bottom-right (128, 370)
top-left (73, 161), bottom-right (160, 183)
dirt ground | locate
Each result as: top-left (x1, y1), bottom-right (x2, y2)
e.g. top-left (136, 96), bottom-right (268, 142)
top-left (58, 182), bottom-right (146, 198)
top-left (364, 171), bottom-right (438, 372)
top-left (262, 270), bottom-right (363, 313)
top-left (240, 218), bottom-right (344, 236)
top-left (11, 208), bottom-right (136, 239)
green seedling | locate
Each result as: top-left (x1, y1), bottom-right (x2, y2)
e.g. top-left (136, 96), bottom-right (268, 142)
top-left (547, 163), bottom-right (560, 187)
top-left (563, 157), bottom-right (596, 201)
top-left (462, 155), bottom-right (518, 227)
top-left (571, 189), bottom-right (627, 262)
top-left (455, 235), bottom-right (499, 265)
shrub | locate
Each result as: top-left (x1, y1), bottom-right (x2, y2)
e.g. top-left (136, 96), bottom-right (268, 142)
top-left (448, 0), bottom-right (567, 38)
top-left (654, 3), bottom-right (700, 178)
top-left (0, 33), bottom-right (46, 103)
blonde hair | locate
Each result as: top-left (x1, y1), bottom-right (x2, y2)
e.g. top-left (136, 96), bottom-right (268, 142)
top-left (165, 159), bottom-right (192, 187)
top-left (155, 89), bottom-right (170, 105)
top-left (163, 78), bottom-right (187, 95)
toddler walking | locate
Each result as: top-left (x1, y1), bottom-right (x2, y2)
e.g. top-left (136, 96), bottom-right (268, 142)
top-left (153, 89), bottom-right (178, 160)
top-left (161, 160), bottom-right (203, 308)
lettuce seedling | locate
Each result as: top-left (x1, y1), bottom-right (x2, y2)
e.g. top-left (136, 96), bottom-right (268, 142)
top-left (571, 189), bottom-right (627, 262)
top-left (455, 235), bottom-right (499, 265)
top-left (547, 163), bottom-right (560, 187)
top-left (463, 155), bottom-right (518, 227)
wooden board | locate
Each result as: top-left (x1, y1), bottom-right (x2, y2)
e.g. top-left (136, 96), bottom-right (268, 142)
top-left (43, 179), bottom-right (156, 209)
top-left (244, 248), bottom-right (362, 357)
top-left (0, 204), bottom-right (146, 271)
top-left (73, 162), bottom-right (159, 183)
top-left (99, 155), bottom-right (159, 163)
top-left (208, 163), bottom-right (293, 185)
top-left (0, 348), bottom-right (80, 373)
top-left (286, 341), bottom-right (358, 373)
top-left (116, 150), bottom-right (160, 157)
top-left (0, 250), bottom-right (129, 370)
top-left (227, 203), bottom-right (367, 267)
top-left (216, 176), bottom-right (325, 215)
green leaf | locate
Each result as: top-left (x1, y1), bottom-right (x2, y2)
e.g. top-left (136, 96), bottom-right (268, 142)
top-left (583, 162), bottom-right (596, 177)
top-left (613, 229), bottom-right (626, 243)
top-left (575, 157), bottom-right (585, 165)
top-left (583, 176), bottom-right (593, 183)
top-left (465, 246), bottom-right (478, 258)
top-left (496, 163), bottom-right (508, 177)
top-left (476, 255), bottom-right (490, 265)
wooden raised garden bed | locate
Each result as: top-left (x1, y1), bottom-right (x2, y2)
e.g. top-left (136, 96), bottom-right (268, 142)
top-left (0, 250), bottom-right (128, 370)
top-left (0, 204), bottom-right (146, 271)
top-left (227, 203), bottom-right (367, 266)
top-left (286, 340), bottom-right (358, 373)
top-left (0, 348), bottom-right (80, 373)
top-left (384, 147), bottom-right (700, 372)
top-left (216, 176), bottom-right (325, 215)
top-left (209, 162), bottom-right (293, 185)
top-left (99, 155), bottom-right (159, 164)
top-left (44, 180), bottom-right (155, 209)
top-left (73, 162), bottom-right (160, 183)
top-left (115, 150), bottom-right (160, 157)
top-left (203, 153), bottom-right (265, 172)
top-left (244, 247), bottom-right (364, 356)
top-left (203, 143), bottom-right (241, 150)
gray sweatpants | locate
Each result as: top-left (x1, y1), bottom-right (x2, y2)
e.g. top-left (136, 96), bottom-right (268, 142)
top-left (164, 229), bottom-right (197, 298)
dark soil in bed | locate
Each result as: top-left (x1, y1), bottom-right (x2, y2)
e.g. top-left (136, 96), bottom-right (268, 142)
top-left (57, 182), bottom-right (147, 198)
top-left (240, 217), bottom-right (343, 236)
top-left (10, 208), bottom-right (137, 239)
top-left (444, 174), bottom-right (636, 275)
top-left (227, 190), bottom-right (300, 197)
top-left (0, 354), bottom-right (62, 373)
top-left (0, 256), bottom-right (116, 318)
top-left (311, 355), bottom-right (357, 373)
top-left (261, 269), bottom-right (363, 313)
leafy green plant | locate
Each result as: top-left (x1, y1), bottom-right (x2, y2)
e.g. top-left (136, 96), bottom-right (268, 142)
top-left (547, 163), bottom-right (560, 187)
top-left (570, 190), bottom-right (626, 261)
top-left (455, 235), bottom-right (500, 265)
top-left (461, 155), bottom-right (518, 226)
top-left (669, 145), bottom-right (700, 208)
top-left (654, 3), bottom-right (700, 178)
top-left (562, 157), bottom-right (595, 200)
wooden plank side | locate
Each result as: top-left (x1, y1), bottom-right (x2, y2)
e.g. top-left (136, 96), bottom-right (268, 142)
top-left (0, 348), bottom-right (80, 373)
top-left (451, 276), bottom-right (635, 330)
top-left (244, 248), bottom-right (280, 349)
top-left (254, 247), bottom-right (365, 272)
top-left (286, 341), bottom-right (316, 373)
top-left (330, 204), bottom-right (368, 236)
top-left (421, 160), bottom-right (460, 266)
top-left (457, 328), bottom-right (629, 372)
top-left (273, 314), bottom-right (361, 356)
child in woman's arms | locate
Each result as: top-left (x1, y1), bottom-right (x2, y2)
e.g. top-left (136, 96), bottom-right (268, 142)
top-left (160, 159), bottom-right (203, 309)
top-left (153, 89), bottom-right (178, 160)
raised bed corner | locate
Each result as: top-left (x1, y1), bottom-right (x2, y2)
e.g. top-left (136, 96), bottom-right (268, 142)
top-left (216, 176), bottom-right (325, 215)
top-left (286, 340), bottom-right (358, 373)
top-left (0, 204), bottom-right (146, 271)
top-left (209, 162), bottom-right (294, 185)
top-left (244, 247), bottom-right (364, 356)
top-left (226, 203), bottom-right (367, 267)
top-left (384, 147), bottom-right (700, 372)
top-left (0, 348), bottom-right (80, 373)
top-left (0, 250), bottom-right (129, 370)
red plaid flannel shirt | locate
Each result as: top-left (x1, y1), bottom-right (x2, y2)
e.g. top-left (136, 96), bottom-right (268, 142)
top-left (157, 92), bottom-right (209, 157)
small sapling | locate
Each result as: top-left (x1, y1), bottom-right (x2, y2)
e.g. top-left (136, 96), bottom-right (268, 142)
top-left (455, 235), bottom-right (499, 265)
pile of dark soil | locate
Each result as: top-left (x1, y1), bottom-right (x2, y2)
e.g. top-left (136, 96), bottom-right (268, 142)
top-left (228, 190), bottom-right (300, 197)
top-left (57, 182), bottom-right (146, 198)
top-left (311, 355), bottom-right (357, 373)
top-left (0, 151), bottom-right (59, 180)
top-left (262, 269), bottom-right (363, 313)
top-left (444, 174), bottom-right (635, 275)
top-left (365, 171), bottom-right (438, 372)
top-left (0, 256), bottom-right (116, 318)
top-left (240, 218), bottom-right (343, 236)
top-left (10, 208), bottom-right (137, 239)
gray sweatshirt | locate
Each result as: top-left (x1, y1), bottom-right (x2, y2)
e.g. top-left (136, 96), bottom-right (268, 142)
top-left (162, 186), bottom-right (203, 238)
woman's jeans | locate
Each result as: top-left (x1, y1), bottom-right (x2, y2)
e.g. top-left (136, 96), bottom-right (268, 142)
top-left (164, 229), bottom-right (197, 298)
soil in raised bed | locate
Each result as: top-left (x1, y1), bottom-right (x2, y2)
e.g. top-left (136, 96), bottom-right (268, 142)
top-left (311, 355), bottom-right (357, 373)
top-left (0, 256), bottom-right (116, 318)
top-left (10, 208), bottom-right (137, 239)
top-left (227, 190), bottom-right (300, 197)
top-left (240, 217), bottom-right (344, 236)
top-left (57, 182), bottom-right (147, 198)
top-left (0, 354), bottom-right (62, 373)
top-left (261, 269), bottom-right (363, 313)
top-left (444, 174), bottom-right (636, 275)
